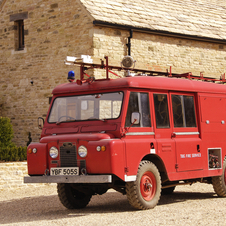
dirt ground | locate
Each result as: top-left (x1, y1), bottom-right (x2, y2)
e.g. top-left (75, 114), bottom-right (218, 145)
top-left (0, 183), bottom-right (226, 226)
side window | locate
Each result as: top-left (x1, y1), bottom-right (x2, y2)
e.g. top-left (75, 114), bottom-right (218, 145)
top-left (154, 94), bottom-right (170, 128)
top-left (125, 92), bottom-right (151, 127)
top-left (172, 95), bottom-right (197, 127)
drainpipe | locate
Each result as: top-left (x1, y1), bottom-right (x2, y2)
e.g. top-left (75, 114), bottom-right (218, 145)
top-left (126, 29), bottom-right (133, 56)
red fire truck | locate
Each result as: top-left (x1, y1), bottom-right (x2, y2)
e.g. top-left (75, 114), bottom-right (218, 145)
top-left (24, 55), bottom-right (226, 210)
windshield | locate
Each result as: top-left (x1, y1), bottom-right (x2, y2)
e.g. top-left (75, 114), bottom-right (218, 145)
top-left (48, 92), bottom-right (123, 123)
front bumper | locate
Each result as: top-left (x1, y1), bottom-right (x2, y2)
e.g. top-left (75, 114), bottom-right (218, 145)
top-left (24, 175), bottom-right (112, 184)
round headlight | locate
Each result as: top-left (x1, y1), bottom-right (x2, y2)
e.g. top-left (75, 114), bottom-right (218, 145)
top-left (78, 145), bottom-right (87, 158)
top-left (49, 146), bottom-right (58, 158)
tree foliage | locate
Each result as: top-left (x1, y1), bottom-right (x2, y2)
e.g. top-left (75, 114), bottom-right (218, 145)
top-left (0, 117), bottom-right (27, 161)
top-left (0, 146), bottom-right (27, 161)
top-left (0, 117), bottom-right (14, 148)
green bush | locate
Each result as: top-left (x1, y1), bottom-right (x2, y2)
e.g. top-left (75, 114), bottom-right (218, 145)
top-left (0, 117), bottom-right (15, 148)
top-left (0, 117), bottom-right (27, 161)
top-left (0, 146), bottom-right (27, 161)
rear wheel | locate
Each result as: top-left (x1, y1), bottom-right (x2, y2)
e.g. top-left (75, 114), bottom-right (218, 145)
top-left (57, 183), bottom-right (92, 209)
top-left (126, 160), bottom-right (161, 210)
top-left (212, 158), bottom-right (226, 197)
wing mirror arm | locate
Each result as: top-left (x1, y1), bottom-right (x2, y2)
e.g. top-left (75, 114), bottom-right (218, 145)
top-left (38, 117), bottom-right (44, 130)
top-left (122, 112), bottom-right (140, 137)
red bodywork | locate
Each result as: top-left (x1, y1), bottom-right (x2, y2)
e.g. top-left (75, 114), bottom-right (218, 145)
top-left (27, 75), bottom-right (226, 183)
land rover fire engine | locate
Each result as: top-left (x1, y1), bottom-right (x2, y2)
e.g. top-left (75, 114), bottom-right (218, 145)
top-left (24, 55), bottom-right (226, 210)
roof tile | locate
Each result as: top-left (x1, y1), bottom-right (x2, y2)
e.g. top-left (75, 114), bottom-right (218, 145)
top-left (80, 0), bottom-right (226, 40)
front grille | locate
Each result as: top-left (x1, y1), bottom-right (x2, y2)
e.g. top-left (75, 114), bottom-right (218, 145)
top-left (60, 142), bottom-right (77, 167)
top-left (60, 142), bottom-right (86, 174)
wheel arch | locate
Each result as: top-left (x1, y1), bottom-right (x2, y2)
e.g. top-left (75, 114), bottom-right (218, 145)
top-left (142, 154), bottom-right (169, 182)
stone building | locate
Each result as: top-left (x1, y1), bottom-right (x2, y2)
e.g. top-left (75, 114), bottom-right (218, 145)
top-left (0, 0), bottom-right (226, 146)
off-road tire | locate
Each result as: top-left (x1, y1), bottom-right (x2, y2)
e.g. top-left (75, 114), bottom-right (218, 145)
top-left (126, 160), bottom-right (161, 210)
top-left (212, 157), bottom-right (226, 197)
top-left (57, 183), bottom-right (92, 209)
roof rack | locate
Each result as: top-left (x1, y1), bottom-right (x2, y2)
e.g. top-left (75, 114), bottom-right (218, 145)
top-left (65, 55), bottom-right (226, 85)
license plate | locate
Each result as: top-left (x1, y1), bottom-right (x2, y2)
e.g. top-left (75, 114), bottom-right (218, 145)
top-left (50, 167), bottom-right (79, 176)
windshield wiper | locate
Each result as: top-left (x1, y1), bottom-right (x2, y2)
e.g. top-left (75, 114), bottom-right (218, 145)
top-left (56, 119), bottom-right (78, 125)
top-left (86, 118), bottom-right (106, 122)
top-left (55, 118), bottom-right (107, 125)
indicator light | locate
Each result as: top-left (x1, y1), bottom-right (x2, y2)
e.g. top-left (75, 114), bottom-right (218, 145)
top-left (32, 148), bottom-right (37, 154)
top-left (28, 148), bottom-right (32, 154)
top-left (96, 146), bottom-right (106, 152)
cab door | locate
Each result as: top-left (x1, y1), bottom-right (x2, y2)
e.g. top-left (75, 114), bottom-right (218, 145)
top-left (170, 93), bottom-right (202, 172)
top-left (153, 92), bottom-right (176, 174)
top-left (123, 91), bottom-right (155, 180)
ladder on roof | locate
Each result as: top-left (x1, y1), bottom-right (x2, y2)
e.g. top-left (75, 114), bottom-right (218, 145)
top-left (65, 55), bottom-right (226, 84)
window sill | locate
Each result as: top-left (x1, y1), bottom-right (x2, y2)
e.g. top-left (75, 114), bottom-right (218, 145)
top-left (11, 48), bottom-right (27, 55)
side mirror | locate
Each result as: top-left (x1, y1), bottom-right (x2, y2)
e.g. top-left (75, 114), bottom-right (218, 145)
top-left (131, 112), bottom-right (140, 124)
top-left (38, 117), bottom-right (44, 130)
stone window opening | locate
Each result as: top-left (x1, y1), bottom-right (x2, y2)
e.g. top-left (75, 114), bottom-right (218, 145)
top-left (10, 12), bottom-right (28, 51)
top-left (15, 20), bottom-right (25, 51)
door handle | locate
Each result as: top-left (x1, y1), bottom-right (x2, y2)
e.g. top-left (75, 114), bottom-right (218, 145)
top-left (171, 132), bottom-right (176, 138)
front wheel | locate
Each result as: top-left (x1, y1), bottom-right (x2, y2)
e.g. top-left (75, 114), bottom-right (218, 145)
top-left (57, 183), bottom-right (92, 209)
top-left (126, 160), bottom-right (161, 210)
top-left (212, 157), bottom-right (226, 197)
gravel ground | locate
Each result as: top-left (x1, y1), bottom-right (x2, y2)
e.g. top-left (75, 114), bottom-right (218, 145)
top-left (0, 183), bottom-right (226, 226)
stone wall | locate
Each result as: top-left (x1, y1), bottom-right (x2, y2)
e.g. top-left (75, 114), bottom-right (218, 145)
top-left (0, 162), bottom-right (49, 190)
top-left (0, 0), bottom-right (94, 146)
top-left (93, 27), bottom-right (226, 77)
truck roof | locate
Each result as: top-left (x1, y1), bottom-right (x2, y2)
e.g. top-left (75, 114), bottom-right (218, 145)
top-left (52, 76), bottom-right (226, 95)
